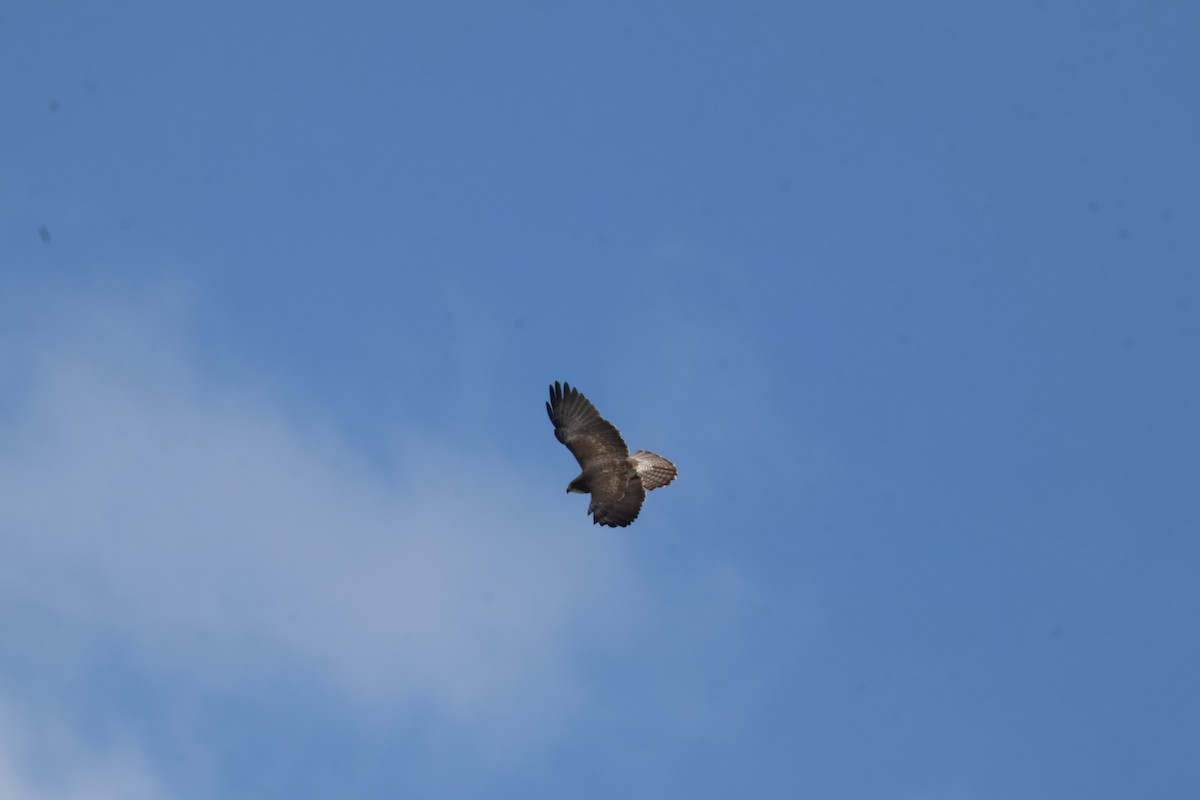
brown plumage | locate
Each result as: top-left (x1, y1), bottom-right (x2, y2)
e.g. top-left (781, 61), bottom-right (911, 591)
top-left (546, 381), bottom-right (677, 527)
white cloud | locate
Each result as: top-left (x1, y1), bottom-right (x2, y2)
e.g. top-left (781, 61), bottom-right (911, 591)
top-left (0, 290), bottom-right (646, 758)
top-left (0, 707), bottom-right (166, 800)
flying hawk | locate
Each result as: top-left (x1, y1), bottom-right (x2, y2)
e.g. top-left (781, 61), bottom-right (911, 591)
top-left (546, 381), bottom-right (677, 527)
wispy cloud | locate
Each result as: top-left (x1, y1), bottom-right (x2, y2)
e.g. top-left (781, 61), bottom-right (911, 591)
top-left (0, 705), bottom-right (165, 800)
top-left (0, 287), bottom-right (648, 767)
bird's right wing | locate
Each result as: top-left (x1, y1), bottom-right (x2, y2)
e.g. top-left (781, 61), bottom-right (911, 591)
top-left (588, 471), bottom-right (646, 527)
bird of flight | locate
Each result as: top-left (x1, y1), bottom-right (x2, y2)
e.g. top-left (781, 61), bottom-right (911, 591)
top-left (546, 381), bottom-right (678, 527)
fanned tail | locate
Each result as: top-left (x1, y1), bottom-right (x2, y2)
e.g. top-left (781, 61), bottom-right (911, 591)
top-left (630, 450), bottom-right (678, 491)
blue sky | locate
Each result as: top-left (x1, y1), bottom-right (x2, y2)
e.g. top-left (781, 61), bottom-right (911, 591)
top-left (2, 1), bottom-right (1198, 797)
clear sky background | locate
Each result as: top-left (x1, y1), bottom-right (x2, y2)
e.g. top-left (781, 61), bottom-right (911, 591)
top-left (2, 2), bottom-right (1198, 798)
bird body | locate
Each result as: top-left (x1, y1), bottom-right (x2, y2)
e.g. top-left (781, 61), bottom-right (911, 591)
top-left (546, 381), bottom-right (677, 527)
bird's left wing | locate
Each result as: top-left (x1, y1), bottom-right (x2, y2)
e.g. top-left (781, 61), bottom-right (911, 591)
top-left (546, 381), bottom-right (629, 468)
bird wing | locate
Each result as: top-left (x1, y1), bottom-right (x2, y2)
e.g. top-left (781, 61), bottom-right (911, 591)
top-left (588, 469), bottom-right (646, 527)
top-left (546, 381), bottom-right (629, 469)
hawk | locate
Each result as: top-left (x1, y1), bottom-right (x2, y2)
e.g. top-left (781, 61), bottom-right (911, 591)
top-left (546, 381), bottom-right (677, 527)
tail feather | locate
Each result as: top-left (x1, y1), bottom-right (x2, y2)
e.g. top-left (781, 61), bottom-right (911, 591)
top-left (630, 450), bottom-right (678, 490)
